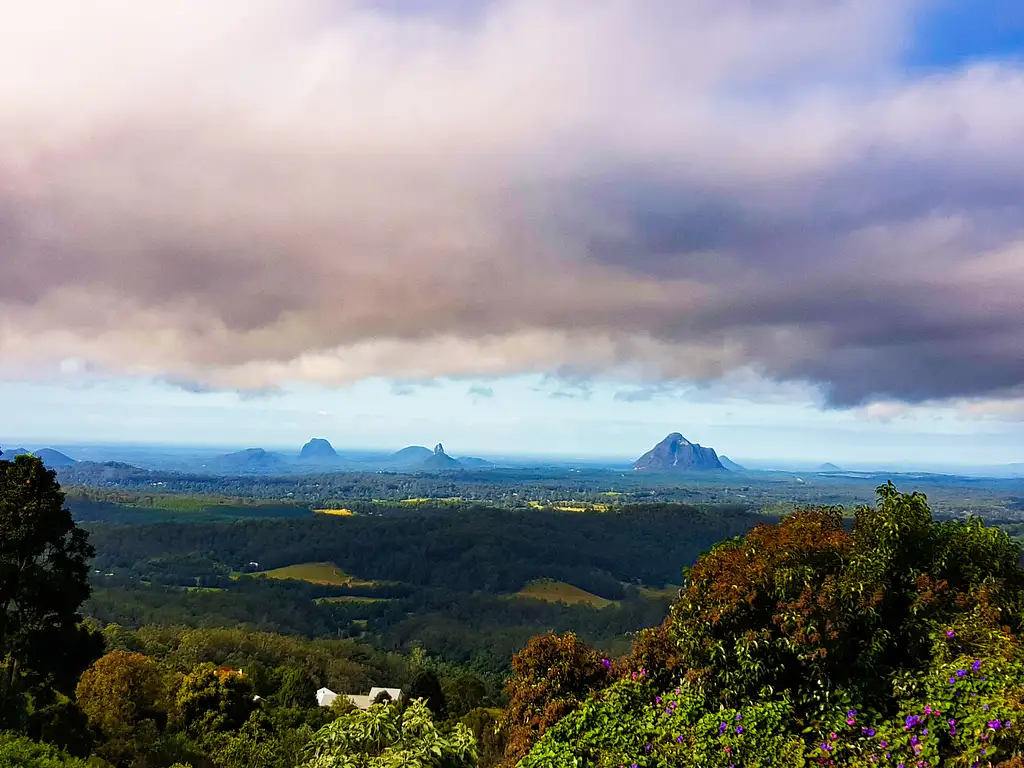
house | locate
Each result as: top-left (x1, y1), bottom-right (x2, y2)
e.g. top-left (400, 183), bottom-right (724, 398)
top-left (316, 687), bottom-right (338, 707)
top-left (368, 687), bottom-right (403, 704)
top-left (315, 686), bottom-right (404, 710)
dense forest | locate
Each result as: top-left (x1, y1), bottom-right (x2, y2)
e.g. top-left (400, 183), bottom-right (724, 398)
top-left (79, 503), bottom-right (765, 674)
top-left (7, 451), bottom-right (1024, 766)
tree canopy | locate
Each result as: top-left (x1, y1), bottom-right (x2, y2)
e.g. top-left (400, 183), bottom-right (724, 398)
top-left (521, 483), bottom-right (1024, 766)
top-left (0, 454), bottom-right (99, 728)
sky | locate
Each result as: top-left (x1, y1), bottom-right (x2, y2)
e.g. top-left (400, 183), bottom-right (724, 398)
top-left (1, 0), bottom-right (1023, 466)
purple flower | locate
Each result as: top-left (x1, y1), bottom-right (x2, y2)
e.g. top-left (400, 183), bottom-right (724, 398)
top-left (676, 735), bottom-right (684, 743)
top-left (736, 726), bottom-right (743, 734)
top-left (946, 630), bottom-right (955, 638)
top-left (956, 669), bottom-right (966, 677)
top-left (601, 658), bottom-right (611, 668)
top-left (972, 660), bottom-right (982, 671)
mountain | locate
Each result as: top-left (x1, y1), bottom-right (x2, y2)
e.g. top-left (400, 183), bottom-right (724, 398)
top-left (34, 448), bottom-right (77, 467)
top-left (719, 455), bottom-right (746, 471)
top-left (420, 443), bottom-right (461, 470)
top-left (0, 446), bottom-right (30, 458)
top-left (458, 457), bottom-right (495, 468)
top-left (389, 446), bottom-right (434, 466)
top-left (219, 448), bottom-right (284, 468)
top-left (632, 433), bottom-right (725, 471)
top-left (818, 462), bottom-right (842, 472)
top-left (299, 438), bottom-right (339, 462)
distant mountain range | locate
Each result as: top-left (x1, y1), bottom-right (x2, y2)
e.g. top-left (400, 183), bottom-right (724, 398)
top-left (633, 433), bottom-right (726, 471)
top-left (195, 439), bottom-right (486, 474)
top-left (0, 446), bottom-right (77, 467)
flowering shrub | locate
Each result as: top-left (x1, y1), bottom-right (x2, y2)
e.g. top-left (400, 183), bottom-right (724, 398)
top-left (518, 484), bottom-right (1024, 767)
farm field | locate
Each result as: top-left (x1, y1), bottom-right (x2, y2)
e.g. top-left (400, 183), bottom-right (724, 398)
top-left (256, 562), bottom-right (378, 587)
top-left (514, 579), bottom-right (617, 609)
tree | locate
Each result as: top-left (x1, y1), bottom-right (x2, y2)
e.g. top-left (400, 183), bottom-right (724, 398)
top-left (499, 632), bottom-right (613, 766)
top-left (407, 669), bottom-right (446, 720)
top-left (76, 651), bottom-right (169, 734)
top-left (518, 484), bottom-right (1024, 767)
top-left (443, 675), bottom-right (487, 719)
top-left (0, 454), bottom-right (98, 727)
top-left (302, 698), bottom-right (476, 768)
top-left (0, 731), bottom-right (92, 768)
top-left (176, 664), bottom-right (254, 736)
top-left (274, 666), bottom-right (316, 710)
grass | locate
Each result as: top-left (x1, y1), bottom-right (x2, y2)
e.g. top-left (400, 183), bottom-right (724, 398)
top-left (514, 579), bottom-right (616, 609)
top-left (314, 508), bottom-right (354, 516)
top-left (256, 562), bottom-right (377, 587)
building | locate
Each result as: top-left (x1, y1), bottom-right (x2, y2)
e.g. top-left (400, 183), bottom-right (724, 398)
top-left (316, 685), bottom-right (404, 710)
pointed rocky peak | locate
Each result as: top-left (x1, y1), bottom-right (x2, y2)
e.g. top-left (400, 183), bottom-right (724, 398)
top-left (633, 432), bottom-right (726, 472)
top-left (421, 442), bottom-right (461, 470)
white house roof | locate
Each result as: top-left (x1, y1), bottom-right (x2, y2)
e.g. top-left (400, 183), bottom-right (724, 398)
top-left (316, 687), bottom-right (338, 707)
top-left (368, 687), bottom-right (403, 702)
top-left (346, 695), bottom-right (374, 710)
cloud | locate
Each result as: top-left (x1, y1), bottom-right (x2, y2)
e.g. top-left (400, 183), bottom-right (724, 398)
top-left (1, 1), bottom-right (1023, 406)
top-left (613, 384), bottom-right (681, 403)
top-left (468, 384), bottom-right (495, 399)
top-left (853, 401), bottom-right (914, 422)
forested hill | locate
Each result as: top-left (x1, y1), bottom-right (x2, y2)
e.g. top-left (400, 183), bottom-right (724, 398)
top-left (85, 504), bottom-right (765, 594)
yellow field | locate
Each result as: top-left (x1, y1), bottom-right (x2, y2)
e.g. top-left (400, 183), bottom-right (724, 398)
top-left (257, 562), bottom-right (376, 587)
top-left (314, 508), bottom-right (354, 516)
top-left (514, 579), bottom-right (616, 609)
top-left (528, 501), bottom-right (609, 512)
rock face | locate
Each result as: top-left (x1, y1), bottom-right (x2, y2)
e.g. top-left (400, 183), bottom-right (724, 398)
top-left (299, 438), bottom-right (339, 462)
top-left (632, 433), bottom-right (725, 471)
top-left (420, 443), bottom-right (461, 470)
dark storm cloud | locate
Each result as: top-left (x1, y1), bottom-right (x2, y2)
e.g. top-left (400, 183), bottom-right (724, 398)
top-left (0, 0), bottom-right (1023, 408)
